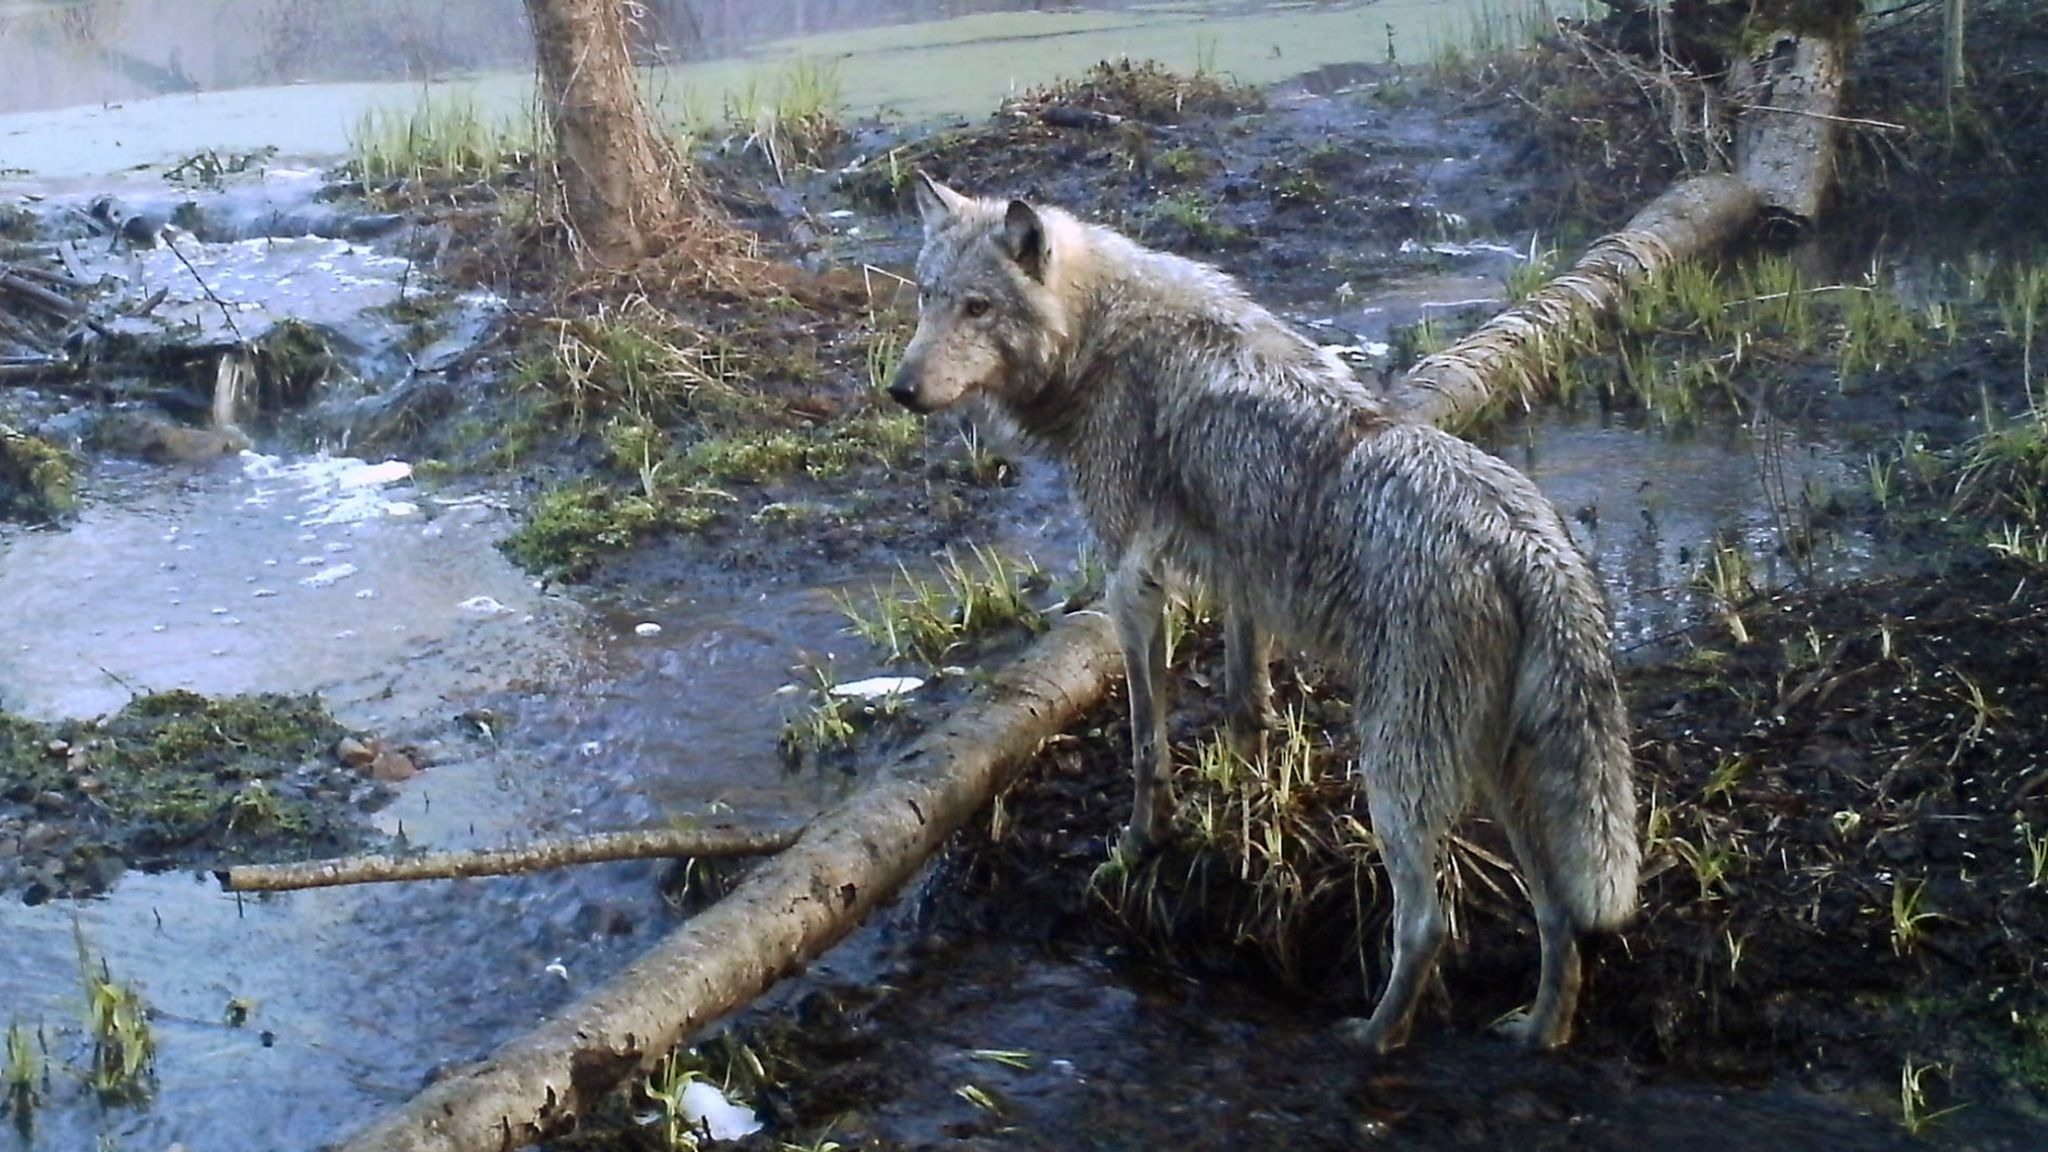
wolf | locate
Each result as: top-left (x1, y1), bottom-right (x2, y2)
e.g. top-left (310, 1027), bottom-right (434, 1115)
top-left (887, 174), bottom-right (1640, 1051)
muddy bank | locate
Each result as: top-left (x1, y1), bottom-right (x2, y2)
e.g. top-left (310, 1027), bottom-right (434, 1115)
top-left (0, 690), bottom-right (402, 903)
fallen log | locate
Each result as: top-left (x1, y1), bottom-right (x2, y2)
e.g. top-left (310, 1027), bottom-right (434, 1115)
top-left (332, 27), bottom-right (1849, 1152)
top-left (332, 610), bottom-right (1120, 1152)
top-left (218, 824), bottom-right (803, 893)
top-left (1392, 174), bottom-right (1760, 431)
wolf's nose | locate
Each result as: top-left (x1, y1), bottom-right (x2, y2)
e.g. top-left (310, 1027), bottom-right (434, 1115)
top-left (886, 380), bottom-right (922, 411)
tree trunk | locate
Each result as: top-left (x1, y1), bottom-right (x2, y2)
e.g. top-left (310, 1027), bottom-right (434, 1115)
top-left (1732, 30), bottom-right (1850, 223)
top-left (523, 0), bottom-right (684, 263)
top-left (331, 612), bottom-right (1122, 1152)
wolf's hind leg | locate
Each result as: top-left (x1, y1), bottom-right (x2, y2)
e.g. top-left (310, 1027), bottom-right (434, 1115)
top-left (1494, 902), bottom-right (1581, 1048)
top-left (1339, 755), bottom-right (1453, 1053)
top-left (1222, 593), bottom-right (1278, 764)
top-left (1486, 777), bottom-right (1584, 1048)
top-left (1110, 561), bottom-right (1173, 857)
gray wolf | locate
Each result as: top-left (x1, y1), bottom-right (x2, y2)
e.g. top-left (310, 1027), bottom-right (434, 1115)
top-left (887, 175), bottom-right (1639, 1051)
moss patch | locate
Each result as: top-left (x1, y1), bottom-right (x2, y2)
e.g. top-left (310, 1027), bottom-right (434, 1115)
top-left (0, 426), bottom-right (77, 524)
top-left (0, 691), bottom-right (387, 901)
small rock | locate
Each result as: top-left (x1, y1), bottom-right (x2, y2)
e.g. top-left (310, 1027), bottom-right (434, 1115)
top-left (20, 822), bottom-right (62, 854)
top-left (32, 790), bottom-right (68, 813)
top-left (334, 735), bottom-right (377, 768)
top-left (633, 621), bottom-right (662, 637)
top-left (369, 750), bottom-right (418, 782)
top-left (92, 410), bottom-right (250, 464)
top-left (43, 738), bottom-right (70, 758)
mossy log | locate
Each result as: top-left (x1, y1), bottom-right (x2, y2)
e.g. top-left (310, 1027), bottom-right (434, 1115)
top-left (1393, 175), bottom-right (1762, 431)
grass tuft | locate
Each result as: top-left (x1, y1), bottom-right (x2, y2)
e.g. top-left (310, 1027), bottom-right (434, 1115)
top-left (839, 546), bottom-right (1048, 665)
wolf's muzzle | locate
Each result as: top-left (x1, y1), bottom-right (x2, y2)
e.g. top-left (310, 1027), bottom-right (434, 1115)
top-left (886, 378), bottom-right (927, 412)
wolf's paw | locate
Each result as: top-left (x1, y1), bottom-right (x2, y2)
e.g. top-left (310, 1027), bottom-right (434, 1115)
top-left (1489, 1009), bottom-right (1568, 1050)
top-left (1334, 1015), bottom-right (1406, 1055)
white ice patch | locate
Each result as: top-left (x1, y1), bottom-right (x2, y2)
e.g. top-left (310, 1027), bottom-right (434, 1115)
top-left (828, 675), bottom-right (924, 700)
top-left (299, 563), bottom-right (359, 588)
top-left (1397, 237), bottom-right (1521, 259)
top-left (242, 453), bottom-right (419, 525)
top-left (678, 1081), bottom-right (762, 1141)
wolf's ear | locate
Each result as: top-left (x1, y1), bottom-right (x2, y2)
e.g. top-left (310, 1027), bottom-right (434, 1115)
top-left (913, 172), bottom-right (967, 236)
top-left (1002, 200), bottom-right (1049, 281)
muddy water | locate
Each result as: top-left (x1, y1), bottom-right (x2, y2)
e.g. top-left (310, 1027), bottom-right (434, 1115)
top-left (1502, 412), bottom-right (1861, 652)
top-left (780, 942), bottom-right (2048, 1151)
top-left (0, 180), bottom-right (890, 1149)
top-left (0, 452), bottom-right (888, 1148)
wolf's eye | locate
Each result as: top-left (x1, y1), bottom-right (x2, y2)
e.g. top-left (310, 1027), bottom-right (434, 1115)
top-left (963, 297), bottom-right (991, 318)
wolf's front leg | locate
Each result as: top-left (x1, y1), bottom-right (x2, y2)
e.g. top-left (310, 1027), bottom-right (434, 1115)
top-left (1110, 561), bottom-right (1172, 858)
top-left (1222, 593), bottom-right (1279, 764)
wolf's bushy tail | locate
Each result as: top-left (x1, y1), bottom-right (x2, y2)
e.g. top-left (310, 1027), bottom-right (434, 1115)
top-left (1508, 548), bottom-right (1641, 932)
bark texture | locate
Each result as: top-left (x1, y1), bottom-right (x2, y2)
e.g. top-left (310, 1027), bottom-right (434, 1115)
top-left (523, 0), bottom-right (683, 262)
top-left (1732, 31), bottom-right (1850, 222)
top-left (331, 611), bottom-right (1120, 1152)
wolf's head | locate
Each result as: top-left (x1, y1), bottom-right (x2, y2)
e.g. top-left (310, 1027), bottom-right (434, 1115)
top-left (888, 175), bottom-right (1078, 416)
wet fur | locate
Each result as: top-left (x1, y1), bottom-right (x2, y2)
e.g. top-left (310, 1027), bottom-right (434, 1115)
top-left (890, 175), bottom-right (1640, 1051)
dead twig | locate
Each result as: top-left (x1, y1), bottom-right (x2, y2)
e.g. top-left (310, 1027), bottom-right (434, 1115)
top-left (217, 823), bottom-right (803, 893)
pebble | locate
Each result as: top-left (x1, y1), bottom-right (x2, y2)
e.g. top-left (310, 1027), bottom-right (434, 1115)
top-left (369, 750), bottom-right (419, 782)
top-left (334, 735), bottom-right (377, 768)
top-left (79, 852), bottom-right (126, 892)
